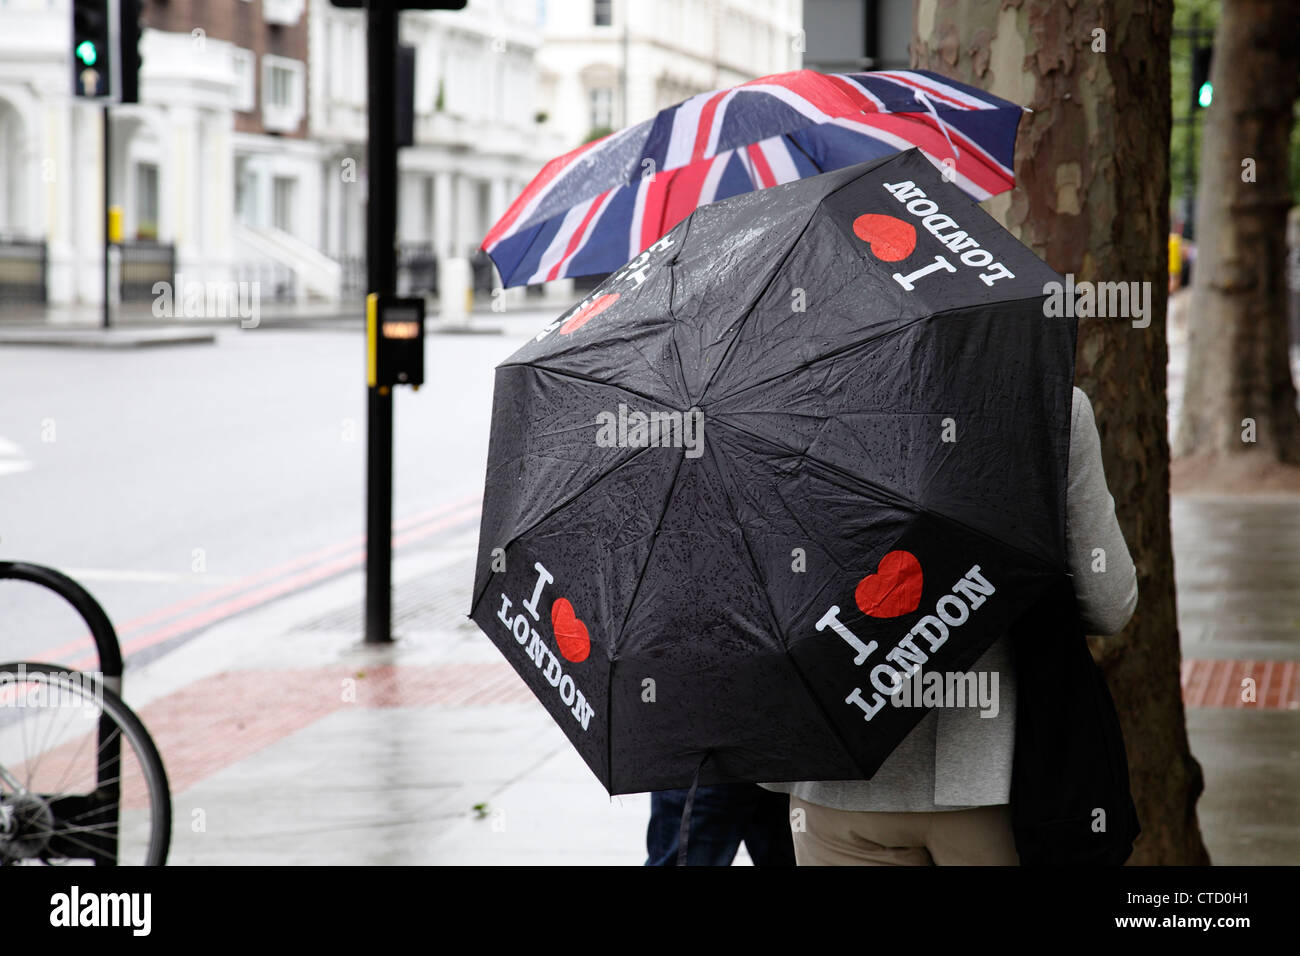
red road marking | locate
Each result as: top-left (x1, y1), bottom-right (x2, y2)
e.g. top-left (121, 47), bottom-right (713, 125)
top-left (1182, 658), bottom-right (1300, 710)
top-left (1258, 659), bottom-right (1275, 709)
top-left (1209, 659), bottom-right (1233, 708)
top-left (1280, 661), bottom-right (1296, 708)
top-left (137, 661), bottom-right (536, 796)
top-left (62, 500), bottom-right (482, 670)
top-left (38, 492), bottom-right (483, 664)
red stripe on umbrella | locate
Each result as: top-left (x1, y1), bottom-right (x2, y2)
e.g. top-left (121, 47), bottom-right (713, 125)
top-left (692, 90), bottom-right (730, 163)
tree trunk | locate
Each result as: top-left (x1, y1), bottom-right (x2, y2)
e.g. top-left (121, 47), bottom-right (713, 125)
top-left (913, 0), bottom-right (1209, 864)
top-left (1174, 0), bottom-right (1300, 463)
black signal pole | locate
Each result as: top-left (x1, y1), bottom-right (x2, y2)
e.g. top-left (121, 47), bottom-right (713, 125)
top-left (365, 0), bottom-right (397, 643)
top-left (103, 103), bottom-right (111, 330)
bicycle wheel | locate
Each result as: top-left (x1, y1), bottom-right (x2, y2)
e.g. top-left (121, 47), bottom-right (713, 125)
top-left (0, 662), bottom-right (171, 866)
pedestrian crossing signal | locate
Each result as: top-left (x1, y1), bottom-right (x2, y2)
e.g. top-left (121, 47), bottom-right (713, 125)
top-left (366, 294), bottom-right (425, 390)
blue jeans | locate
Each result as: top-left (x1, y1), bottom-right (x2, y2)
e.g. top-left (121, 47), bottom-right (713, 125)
top-left (645, 784), bottom-right (796, 866)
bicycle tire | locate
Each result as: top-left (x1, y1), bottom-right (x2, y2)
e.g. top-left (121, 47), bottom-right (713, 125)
top-left (0, 661), bottom-right (171, 866)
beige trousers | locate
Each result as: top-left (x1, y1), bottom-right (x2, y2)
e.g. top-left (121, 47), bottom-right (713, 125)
top-left (789, 796), bottom-right (1020, 866)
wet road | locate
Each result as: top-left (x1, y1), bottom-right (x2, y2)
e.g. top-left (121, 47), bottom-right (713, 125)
top-left (0, 324), bottom-right (536, 668)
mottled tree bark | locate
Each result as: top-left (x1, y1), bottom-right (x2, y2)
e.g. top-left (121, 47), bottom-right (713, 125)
top-left (1174, 0), bottom-right (1300, 463)
top-left (913, 0), bottom-right (1209, 864)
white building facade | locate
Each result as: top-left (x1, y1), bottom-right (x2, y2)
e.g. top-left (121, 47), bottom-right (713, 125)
top-left (0, 0), bottom-right (326, 309)
top-left (0, 0), bottom-right (803, 311)
top-left (535, 0), bottom-right (805, 154)
top-left (311, 0), bottom-right (563, 303)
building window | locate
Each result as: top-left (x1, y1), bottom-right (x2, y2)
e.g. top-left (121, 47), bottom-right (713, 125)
top-left (234, 157), bottom-right (252, 225)
top-left (589, 87), bottom-right (613, 130)
top-left (135, 163), bottom-right (158, 240)
top-left (593, 0), bottom-right (612, 27)
top-left (269, 67), bottom-right (292, 108)
top-left (273, 176), bottom-right (296, 233)
top-left (261, 56), bottom-right (305, 132)
top-left (232, 48), bottom-right (256, 113)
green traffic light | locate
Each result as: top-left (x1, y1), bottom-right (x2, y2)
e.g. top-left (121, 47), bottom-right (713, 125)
top-left (76, 40), bottom-right (98, 66)
top-left (1198, 82), bottom-right (1213, 108)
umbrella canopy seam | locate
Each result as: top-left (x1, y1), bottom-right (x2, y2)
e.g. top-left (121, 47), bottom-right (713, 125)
top-left (706, 414), bottom-right (1063, 576)
top-left (690, 204), bottom-right (826, 406)
top-left (695, 162), bottom-right (907, 405)
top-left (704, 296), bottom-right (1047, 407)
top-left (496, 359), bottom-right (682, 411)
top-left (702, 436), bottom-right (870, 778)
top-left (467, 437), bottom-right (660, 621)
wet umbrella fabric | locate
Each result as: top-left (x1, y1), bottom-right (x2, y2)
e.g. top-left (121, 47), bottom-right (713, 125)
top-left (469, 148), bottom-right (1075, 795)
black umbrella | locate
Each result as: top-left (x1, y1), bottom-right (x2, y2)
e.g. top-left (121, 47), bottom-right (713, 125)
top-left (469, 148), bottom-right (1075, 795)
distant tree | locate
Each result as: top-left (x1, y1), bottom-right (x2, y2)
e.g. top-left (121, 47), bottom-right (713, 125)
top-left (913, 0), bottom-right (1210, 864)
top-left (1174, 0), bottom-right (1300, 465)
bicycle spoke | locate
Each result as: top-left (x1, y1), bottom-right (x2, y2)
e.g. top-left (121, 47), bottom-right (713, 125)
top-left (0, 664), bottom-right (169, 866)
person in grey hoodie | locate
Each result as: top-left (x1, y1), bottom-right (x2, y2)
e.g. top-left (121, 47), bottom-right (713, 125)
top-left (762, 386), bottom-right (1139, 865)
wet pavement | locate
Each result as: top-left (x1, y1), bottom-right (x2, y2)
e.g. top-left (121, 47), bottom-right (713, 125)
top-left (96, 490), bottom-right (1298, 865)
top-left (123, 534), bottom-right (658, 865)
top-left (1173, 495), bottom-right (1300, 865)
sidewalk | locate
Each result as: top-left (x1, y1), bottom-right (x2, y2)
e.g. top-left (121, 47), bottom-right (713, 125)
top-left (105, 488), bottom-right (1299, 866)
top-left (121, 530), bottom-right (659, 865)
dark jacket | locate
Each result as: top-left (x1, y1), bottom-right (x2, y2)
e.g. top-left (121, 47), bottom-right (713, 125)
top-left (1008, 575), bottom-right (1140, 865)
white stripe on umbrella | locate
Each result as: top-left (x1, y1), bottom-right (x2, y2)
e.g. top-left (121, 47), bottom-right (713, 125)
top-left (836, 74), bottom-right (888, 112)
top-left (540, 188), bottom-right (622, 285)
top-left (843, 75), bottom-right (1015, 181)
top-left (825, 117), bottom-right (992, 200)
top-left (735, 145), bottom-right (758, 187)
top-left (664, 91), bottom-right (716, 169)
top-left (702, 89), bottom-right (741, 158)
top-left (871, 70), bottom-right (991, 111)
top-left (698, 149), bottom-right (735, 205)
top-left (702, 83), bottom-right (838, 160)
top-left (628, 173), bottom-right (653, 263)
top-left (525, 196), bottom-right (601, 286)
top-left (829, 109), bottom-right (1008, 192)
top-left (488, 123), bottom-right (645, 250)
top-left (755, 136), bottom-right (801, 184)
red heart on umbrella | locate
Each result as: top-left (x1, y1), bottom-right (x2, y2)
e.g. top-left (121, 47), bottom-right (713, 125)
top-left (551, 597), bottom-right (591, 662)
top-left (560, 293), bottom-right (620, 335)
top-left (852, 214), bottom-right (916, 262)
top-left (855, 550), bottom-right (923, 617)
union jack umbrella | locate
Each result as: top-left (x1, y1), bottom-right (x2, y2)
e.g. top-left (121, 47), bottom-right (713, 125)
top-left (482, 69), bottom-right (1027, 288)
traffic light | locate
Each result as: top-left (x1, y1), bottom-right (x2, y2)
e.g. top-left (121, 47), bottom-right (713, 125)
top-left (1192, 46), bottom-right (1213, 109)
top-left (72, 0), bottom-right (113, 98)
top-left (119, 0), bottom-right (142, 104)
